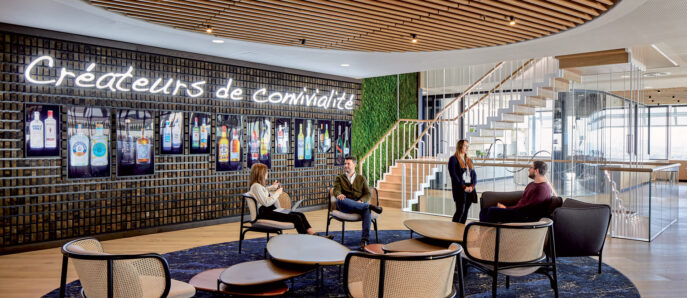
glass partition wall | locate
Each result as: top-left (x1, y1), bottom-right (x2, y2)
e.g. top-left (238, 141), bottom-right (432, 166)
top-left (411, 58), bottom-right (680, 241)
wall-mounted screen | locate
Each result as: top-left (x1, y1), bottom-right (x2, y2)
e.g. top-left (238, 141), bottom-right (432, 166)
top-left (247, 117), bottom-right (272, 169)
top-left (216, 114), bottom-right (242, 172)
top-left (67, 107), bottom-right (111, 179)
top-left (294, 118), bottom-right (315, 168)
top-left (25, 104), bottom-right (61, 157)
top-left (116, 110), bottom-right (154, 176)
top-left (159, 111), bottom-right (184, 155)
top-left (189, 112), bottom-right (210, 154)
top-left (334, 120), bottom-right (352, 166)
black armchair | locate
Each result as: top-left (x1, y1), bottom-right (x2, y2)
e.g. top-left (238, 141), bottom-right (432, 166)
top-left (480, 191), bottom-right (563, 221)
top-left (551, 198), bottom-right (611, 274)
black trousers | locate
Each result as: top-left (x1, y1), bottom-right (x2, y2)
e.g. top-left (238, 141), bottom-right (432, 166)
top-left (479, 207), bottom-right (529, 223)
top-left (258, 205), bottom-right (312, 234)
top-left (452, 184), bottom-right (473, 224)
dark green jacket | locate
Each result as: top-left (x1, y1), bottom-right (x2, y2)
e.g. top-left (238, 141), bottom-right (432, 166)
top-left (333, 173), bottom-right (371, 203)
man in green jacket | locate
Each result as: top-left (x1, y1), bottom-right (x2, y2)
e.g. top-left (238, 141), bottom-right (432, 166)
top-left (333, 156), bottom-right (383, 249)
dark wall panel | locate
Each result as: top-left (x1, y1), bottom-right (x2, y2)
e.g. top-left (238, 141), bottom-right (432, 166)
top-left (0, 29), bottom-right (360, 250)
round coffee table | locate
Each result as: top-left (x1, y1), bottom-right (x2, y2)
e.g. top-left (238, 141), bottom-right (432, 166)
top-left (218, 260), bottom-right (313, 286)
top-left (382, 238), bottom-right (451, 253)
top-left (189, 267), bottom-right (290, 297)
top-left (267, 234), bottom-right (350, 265)
top-left (404, 219), bottom-right (465, 242)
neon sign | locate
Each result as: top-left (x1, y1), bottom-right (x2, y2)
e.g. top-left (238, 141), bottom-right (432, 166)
top-left (24, 56), bottom-right (355, 110)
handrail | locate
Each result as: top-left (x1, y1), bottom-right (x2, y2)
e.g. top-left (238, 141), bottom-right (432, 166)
top-left (358, 119), bottom-right (429, 173)
top-left (400, 62), bottom-right (505, 160)
top-left (599, 163), bottom-right (681, 172)
top-left (449, 59), bottom-right (536, 122)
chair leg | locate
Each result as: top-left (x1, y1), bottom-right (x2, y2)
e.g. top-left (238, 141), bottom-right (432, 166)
top-left (373, 220), bottom-right (379, 243)
top-left (491, 272), bottom-right (498, 297)
top-left (59, 255), bottom-right (68, 298)
top-left (598, 253), bottom-right (603, 274)
top-left (506, 276), bottom-right (510, 289)
top-left (239, 229), bottom-right (247, 254)
top-left (341, 221), bottom-right (345, 244)
top-left (456, 257), bottom-right (465, 298)
top-left (326, 217), bottom-right (331, 236)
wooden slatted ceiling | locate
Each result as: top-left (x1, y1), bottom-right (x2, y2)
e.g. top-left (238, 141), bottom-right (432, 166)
top-left (89, 0), bottom-right (619, 52)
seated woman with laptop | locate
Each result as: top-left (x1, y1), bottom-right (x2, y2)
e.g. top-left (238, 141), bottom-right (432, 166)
top-left (248, 163), bottom-right (333, 238)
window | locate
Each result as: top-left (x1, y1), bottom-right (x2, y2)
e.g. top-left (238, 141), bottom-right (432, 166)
top-left (670, 106), bottom-right (687, 160)
top-left (648, 106), bottom-right (668, 159)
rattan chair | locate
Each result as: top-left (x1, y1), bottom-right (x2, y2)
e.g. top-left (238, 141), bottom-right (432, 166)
top-left (326, 187), bottom-right (379, 243)
top-left (58, 237), bottom-right (195, 298)
top-left (238, 193), bottom-right (297, 253)
top-left (462, 218), bottom-right (558, 297)
top-left (344, 243), bottom-right (464, 298)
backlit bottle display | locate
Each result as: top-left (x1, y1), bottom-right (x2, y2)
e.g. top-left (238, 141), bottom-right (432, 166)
top-left (219, 126), bottom-right (230, 163)
top-left (121, 119), bottom-right (135, 165)
top-left (200, 118), bottom-right (208, 149)
top-left (230, 127), bottom-right (240, 162)
top-left (163, 120), bottom-right (172, 151)
top-left (304, 121), bottom-right (312, 160)
top-left (70, 124), bottom-right (89, 167)
top-left (90, 123), bottom-right (108, 167)
top-left (29, 111), bottom-right (44, 150)
top-left (192, 117), bottom-right (200, 148)
top-left (44, 110), bottom-right (57, 149)
top-left (172, 118), bottom-right (181, 149)
top-left (136, 128), bottom-right (150, 164)
top-left (297, 123), bottom-right (305, 160)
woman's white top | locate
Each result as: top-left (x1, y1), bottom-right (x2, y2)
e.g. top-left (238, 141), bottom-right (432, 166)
top-left (459, 156), bottom-right (472, 184)
top-left (249, 183), bottom-right (280, 208)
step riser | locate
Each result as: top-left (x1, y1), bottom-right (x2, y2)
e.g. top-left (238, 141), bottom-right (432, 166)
top-left (563, 69), bottom-right (581, 83)
top-left (538, 87), bottom-right (556, 99)
top-left (551, 78), bottom-right (570, 92)
top-left (479, 129), bottom-right (505, 137)
top-left (492, 122), bottom-right (514, 129)
top-left (512, 105), bottom-right (535, 115)
top-left (379, 199), bottom-right (402, 208)
top-left (501, 114), bottom-right (524, 122)
top-left (524, 97), bottom-right (547, 107)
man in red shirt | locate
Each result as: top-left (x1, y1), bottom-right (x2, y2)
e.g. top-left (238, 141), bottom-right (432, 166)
top-left (479, 161), bottom-right (552, 223)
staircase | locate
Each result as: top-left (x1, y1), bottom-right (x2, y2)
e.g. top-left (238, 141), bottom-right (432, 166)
top-left (360, 57), bottom-right (581, 210)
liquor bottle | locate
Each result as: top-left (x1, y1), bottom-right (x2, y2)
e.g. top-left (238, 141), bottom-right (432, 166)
top-left (304, 122), bottom-right (312, 160)
top-left (343, 126), bottom-right (350, 156)
top-left (324, 123), bottom-right (330, 152)
top-left (192, 117), bottom-right (200, 149)
top-left (136, 127), bottom-right (150, 164)
top-left (91, 123), bottom-right (108, 167)
top-left (276, 124), bottom-right (284, 153)
top-left (260, 123), bottom-right (268, 158)
top-left (201, 118), bottom-right (208, 149)
top-left (319, 123), bottom-right (325, 152)
top-left (282, 124), bottom-right (289, 153)
top-left (70, 124), bottom-right (89, 167)
top-left (335, 125), bottom-right (343, 157)
top-left (121, 119), bottom-right (135, 165)
top-left (230, 127), bottom-right (240, 162)
top-left (217, 126), bottom-right (228, 162)
top-left (44, 110), bottom-right (57, 149)
top-left (29, 111), bottom-right (44, 149)
top-left (297, 123), bottom-right (304, 160)
top-left (250, 123), bottom-right (259, 161)
top-left (163, 120), bottom-right (172, 151)
top-left (172, 118), bottom-right (181, 149)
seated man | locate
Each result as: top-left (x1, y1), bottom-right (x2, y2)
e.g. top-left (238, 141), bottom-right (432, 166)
top-left (333, 156), bottom-right (383, 249)
top-left (479, 161), bottom-right (552, 223)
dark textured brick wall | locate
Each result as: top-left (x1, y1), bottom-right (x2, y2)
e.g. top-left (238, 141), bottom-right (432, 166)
top-left (0, 29), bottom-right (359, 250)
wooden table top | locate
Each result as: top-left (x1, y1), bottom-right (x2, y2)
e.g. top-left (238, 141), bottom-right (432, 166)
top-left (382, 238), bottom-right (451, 253)
top-left (190, 268), bottom-right (289, 296)
top-left (218, 260), bottom-right (311, 286)
top-left (267, 234), bottom-right (350, 265)
top-left (404, 219), bottom-right (465, 242)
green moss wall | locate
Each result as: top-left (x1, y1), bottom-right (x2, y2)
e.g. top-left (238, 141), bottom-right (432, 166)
top-left (352, 73), bottom-right (418, 162)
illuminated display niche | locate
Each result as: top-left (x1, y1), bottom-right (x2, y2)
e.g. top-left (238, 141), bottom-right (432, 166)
top-left (24, 56), bottom-right (356, 111)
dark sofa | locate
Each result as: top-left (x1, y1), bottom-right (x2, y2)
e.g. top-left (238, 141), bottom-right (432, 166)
top-left (479, 191), bottom-right (611, 274)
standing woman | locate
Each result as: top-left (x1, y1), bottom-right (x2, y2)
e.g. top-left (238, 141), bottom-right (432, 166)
top-left (249, 163), bottom-right (329, 237)
top-left (448, 140), bottom-right (477, 223)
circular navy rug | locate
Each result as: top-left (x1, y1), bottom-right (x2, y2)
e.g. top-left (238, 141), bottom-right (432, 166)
top-left (46, 230), bottom-right (639, 297)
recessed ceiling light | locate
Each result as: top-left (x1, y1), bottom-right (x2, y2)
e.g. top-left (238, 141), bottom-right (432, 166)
top-left (340, 64), bottom-right (350, 67)
top-left (205, 26), bottom-right (213, 34)
top-left (411, 34), bottom-right (417, 43)
top-left (212, 39), bottom-right (224, 44)
top-left (509, 16), bottom-right (516, 26)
